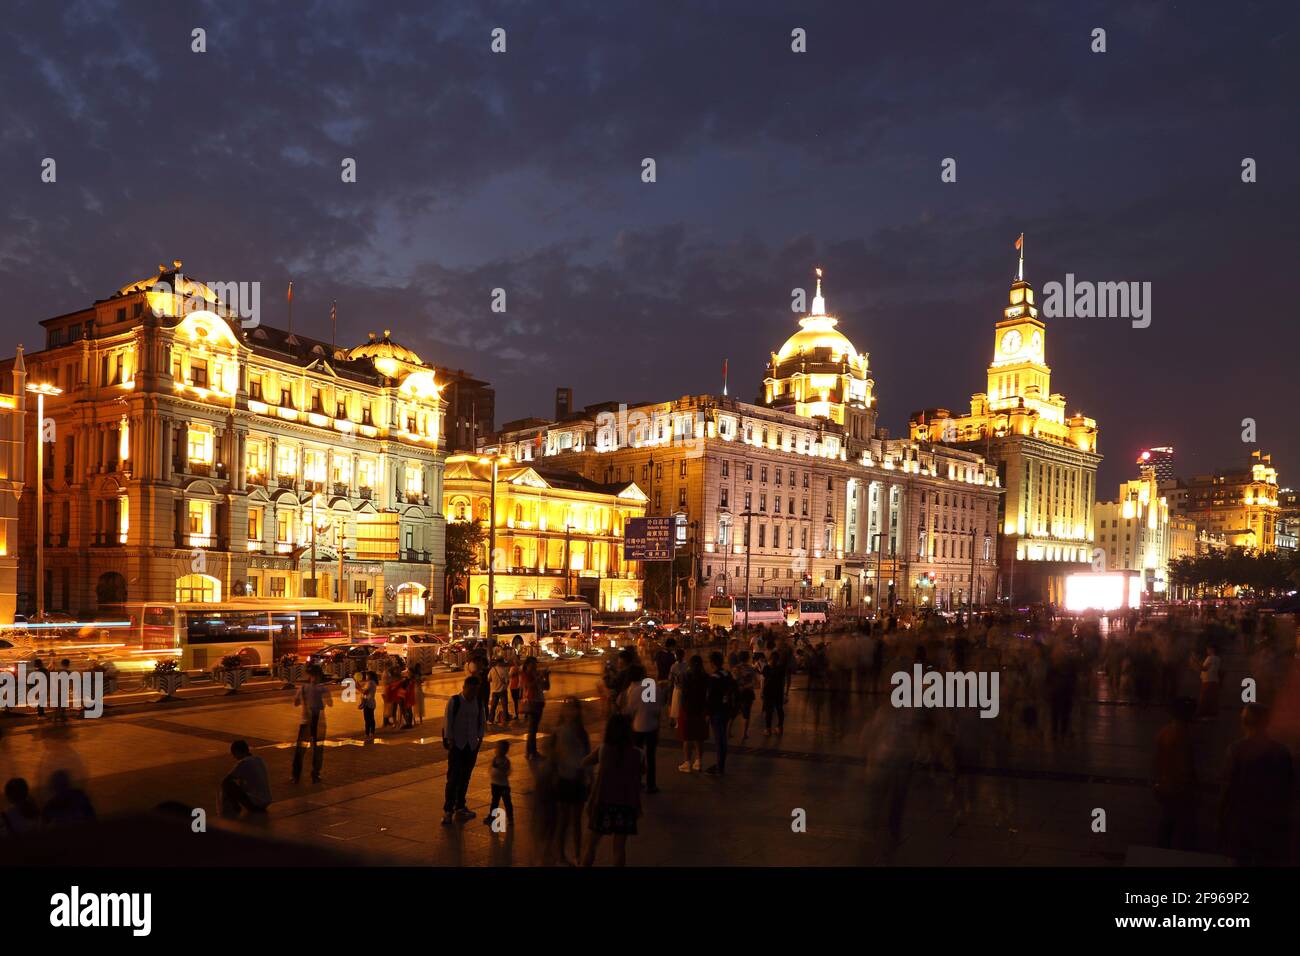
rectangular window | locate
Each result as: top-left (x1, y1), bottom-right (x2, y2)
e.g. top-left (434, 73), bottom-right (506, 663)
top-left (248, 507), bottom-right (262, 541)
top-left (249, 374), bottom-right (264, 401)
top-left (187, 427), bottom-right (213, 464)
top-left (190, 358), bottom-right (208, 388)
top-left (721, 460), bottom-right (729, 478)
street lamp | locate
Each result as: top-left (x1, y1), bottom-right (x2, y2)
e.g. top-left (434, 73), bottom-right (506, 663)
top-left (27, 381), bottom-right (62, 621)
top-left (479, 455), bottom-right (510, 643)
top-left (740, 509), bottom-right (756, 635)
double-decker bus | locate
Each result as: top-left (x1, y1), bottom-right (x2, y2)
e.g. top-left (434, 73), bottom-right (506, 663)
top-left (449, 598), bottom-right (593, 649)
top-left (96, 598), bottom-right (369, 670)
top-left (706, 595), bottom-right (786, 629)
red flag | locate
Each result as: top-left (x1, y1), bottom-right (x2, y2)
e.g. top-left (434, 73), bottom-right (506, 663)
top-left (1014, 234), bottom-right (1023, 251)
top-left (287, 280), bottom-right (294, 303)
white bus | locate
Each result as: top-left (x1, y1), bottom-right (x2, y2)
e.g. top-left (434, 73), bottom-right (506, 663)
top-left (787, 599), bottom-right (830, 625)
top-left (97, 598), bottom-right (369, 670)
top-left (450, 598), bottom-right (593, 649)
top-left (707, 595), bottom-right (786, 629)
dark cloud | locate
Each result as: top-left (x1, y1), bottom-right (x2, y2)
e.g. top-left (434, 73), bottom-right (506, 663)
top-left (0, 0), bottom-right (1296, 489)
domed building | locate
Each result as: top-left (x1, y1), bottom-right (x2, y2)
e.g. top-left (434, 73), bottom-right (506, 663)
top-left (761, 269), bottom-right (876, 446)
top-left (3, 261), bottom-right (452, 634)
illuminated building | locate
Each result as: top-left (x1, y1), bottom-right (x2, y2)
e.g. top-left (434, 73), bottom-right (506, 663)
top-left (1159, 451), bottom-right (1281, 553)
top-left (1275, 487), bottom-right (1299, 552)
top-left (0, 350), bottom-right (25, 623)
top-left (1136, 446), bottom-right (1175, 483)
top-left (1, 262), bottom-right (448, 621)
top-left (491, 270), bottom-right (1000, 615)
top-left (1094, 466), bottom-right (1171, 594)
top-left (443, 454), bottom-right (646, 611)
top-left (910, 246), bottom-right (1101, 605)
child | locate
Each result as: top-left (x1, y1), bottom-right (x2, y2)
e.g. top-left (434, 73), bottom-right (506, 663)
top-left (359, 671), bottom-right (378, 738)
top-left (484, 740), bottom-right (514, 827)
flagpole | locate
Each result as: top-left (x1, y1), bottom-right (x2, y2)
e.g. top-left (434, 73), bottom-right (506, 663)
top-left (331, 299), bottom-right (337, 350)
top-left (287, 280), bottom-right (294, 337)
top-left (722, 358), bottom-right (729, 397)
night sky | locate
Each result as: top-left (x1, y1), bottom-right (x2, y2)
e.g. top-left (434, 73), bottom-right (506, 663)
top-left (2, 0), bottom-right (1296, 492)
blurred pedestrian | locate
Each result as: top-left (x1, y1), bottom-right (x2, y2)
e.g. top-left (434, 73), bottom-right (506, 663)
top-left (483, 739), bottom-right (514, 828)
top-left (292, 665), bottom-right (332, 784)
top-left (1, 778), bottom-right (40, 836)
top-left (677, 655), bottom-right (708, 772)
top-left (581, 713), bottom-right (644, 866)
top-left (1219, 703), bottom-right (1294, 865)
top-left (1153, 697), bottom-right (1198, 850)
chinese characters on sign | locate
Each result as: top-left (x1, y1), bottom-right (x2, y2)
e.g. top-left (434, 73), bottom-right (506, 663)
top-left (624, 516), bottom-right (673, 561)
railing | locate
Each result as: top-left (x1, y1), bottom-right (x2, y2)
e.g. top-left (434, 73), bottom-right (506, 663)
top-left (332, 482), bottom-right (349, 498)
top-left (404, 492), bottom-right (429, 505)
top-left (247, 472), bottom-right (267, 487)
top-left (358, 486), bottom-right (373, 500)
top-left (176, 532), bottom-right (225, 550)
top-left (91, 532), bottom-right (123, 548)
top-left (45, 532), bottom-right (69, 547)
top-left (277, 475), bottom-right (296, 490)
top-left (403, 548), bottom-right (430, 563)
top-left (306, 480), bottom-right (326, 495)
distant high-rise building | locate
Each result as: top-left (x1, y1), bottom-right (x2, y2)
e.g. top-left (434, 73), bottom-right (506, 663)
top-left (1159, 450), bottom-right (1281, 552)
top-left (1136, 446), bottom-right (1175, 482)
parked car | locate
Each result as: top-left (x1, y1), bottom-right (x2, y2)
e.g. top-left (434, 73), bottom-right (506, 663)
top-left (381, 631), bottom-right (447, 659)
top-left (307, 643), bottom-right (388, 670)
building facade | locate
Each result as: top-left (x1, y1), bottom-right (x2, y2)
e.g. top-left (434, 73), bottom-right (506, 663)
top-left (1159, 451), bottom-right (1281, 553)
top-left (443, 453), bottom-right (645, 611)
top-left (1094, 466), bottom-right (1171, 595)
top-left (2, 263), bottom-right (449, 622)
top-left (0, 350), bottom-right (25, 624)
top-left (491, 272), bottom-right (1001, 617)
top-left (910, 255), bottom-right (1101, 605)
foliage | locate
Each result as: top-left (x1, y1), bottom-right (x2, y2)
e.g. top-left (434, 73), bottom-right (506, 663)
top-left (444, 520), bottom-right (486, 603)
top-left (1168, 548), bottom-right (1299, 596)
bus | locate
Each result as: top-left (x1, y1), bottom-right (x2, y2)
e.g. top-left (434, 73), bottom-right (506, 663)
top-left (706, 595), bottom-right (786, 629)
top-left (787, 599), bottom-right (830, 626)
top-left (96, 599), bottom-right (369, 670)
top-left (450, 598), bottom-right (593, 649)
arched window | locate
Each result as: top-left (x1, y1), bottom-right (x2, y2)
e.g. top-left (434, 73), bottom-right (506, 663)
top-left (395, 583), bottom-right (426, 617)
top-left (176, 573), bottom-right (221, 603)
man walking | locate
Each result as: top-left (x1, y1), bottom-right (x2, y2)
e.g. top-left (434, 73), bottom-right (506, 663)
top-left (442, 675), bottom-right (487, 825)
top-left (292, 665), bottom-right (332, 784)
top-left (704, 651), bottom-right (737, 775)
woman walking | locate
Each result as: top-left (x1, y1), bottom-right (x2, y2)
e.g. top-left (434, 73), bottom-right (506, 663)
top-left (553, 697), bottom-right (591, 865)
top-left (521, 656), bottom-right (549, 759)
top-left (677, 655), bottom-right (708, 772)
top-left (581, 713), bottom-right (644, 867)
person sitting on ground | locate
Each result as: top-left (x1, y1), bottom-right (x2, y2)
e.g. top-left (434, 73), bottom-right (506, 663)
top-left (0, 778), bottom-right (41, 836)
top-left (221, 739), bottom-right (272, 819)
top-left (40, 770), bottom-right (95, 827)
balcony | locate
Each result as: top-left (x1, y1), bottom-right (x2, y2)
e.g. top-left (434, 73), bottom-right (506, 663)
top-left (402, 548), bottom-right (431, 563)
top-left (332, 481), bottom-right (350, 498)
top-left (276, 475), bottom-right (296, 491)
top-left (176, 532), bottom-right (225, 550)
top-left (305, 479), bottom-right (326, 495)
top-left (247, 471), bottom-right (268, 488)
top-left (358, 486), bottom-right (373, 501)
top-left (91, 532), bottom-right (123, 548)
top-left (44, 532), bottom-right (69, 547)
top-left (404, 492), bottom-right (429, 506)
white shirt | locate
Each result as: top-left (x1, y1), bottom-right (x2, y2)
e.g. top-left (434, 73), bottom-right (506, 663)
top-left (1201, 654), bottom-right (1221, 684)
top-left (621, 680), bottom-right (663, 733)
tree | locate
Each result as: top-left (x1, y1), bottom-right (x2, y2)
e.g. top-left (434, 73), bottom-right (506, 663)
top-left (444, 520), bottom-right (486, 606)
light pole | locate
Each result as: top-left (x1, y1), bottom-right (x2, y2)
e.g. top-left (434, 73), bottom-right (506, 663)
top-left (740, 510), bottom-right (756, 635)
top-left (308, 494), bottom-right (330, 598)
top-left (564, 521), bottom-right (573, 598)
top-left (480, 455), bottom-right (510, 642)
top-left (27, 381), bottom-right (62, 621)
top-left (870, 531), bottom-right (884, 621)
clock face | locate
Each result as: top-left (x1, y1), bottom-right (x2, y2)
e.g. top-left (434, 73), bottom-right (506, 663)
top-left (1031, 331), bottom-right (1042, 353)
top-left (1001, 329), bottom-right (1022, 354)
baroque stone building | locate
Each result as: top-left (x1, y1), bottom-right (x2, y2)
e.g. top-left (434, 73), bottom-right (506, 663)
top-left (911, 251), bottom-right (1101, 605)
top-left (443, 453), bottom-right (646, 612)
top-left (491, 272), bottom-right (1001, 616)
top-left (1159, 450), bottom-right (1281, 553)
top-left (2, 262), bottom-right (448, 622)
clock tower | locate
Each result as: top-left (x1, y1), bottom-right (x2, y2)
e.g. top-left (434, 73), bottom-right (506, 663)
top-left (987, 250), bottom-right (1050, 408)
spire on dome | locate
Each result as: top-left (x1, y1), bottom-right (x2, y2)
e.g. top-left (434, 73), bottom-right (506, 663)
top-left (811, 267), bottom-right (826, 315)
top-left (1014, 233), bottom-right (1025, 282)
